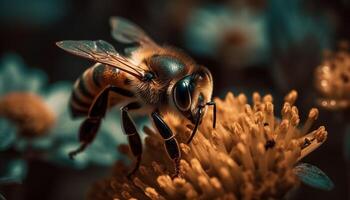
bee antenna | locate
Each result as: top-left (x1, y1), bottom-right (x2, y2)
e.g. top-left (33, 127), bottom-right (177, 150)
top-left (206, 101), bottom-right (216, 129)
top-left (186, 107), bottom-right (203, 144)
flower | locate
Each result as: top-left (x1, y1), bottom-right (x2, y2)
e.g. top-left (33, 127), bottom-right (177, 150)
top-left (37, 82), bottom-right (129, 169)
top-left (0, 53), bottom-right (134, 199)
top-left (314, 42), bottom-right (350, 110)
top-left (0, 53), bottom-right (47, 94)
top-left (0, 54), bottom-right (52, 147)
top-left (88, 91), bottom-right (331, 199)
top-left (0, 53), bottom-right (128, 169)
top-left (184, 4), bottom-right (269, 68)
top-left (0, 53), bottom-right (48, 192)
top-left (0, 92), bottom-right (55, 138)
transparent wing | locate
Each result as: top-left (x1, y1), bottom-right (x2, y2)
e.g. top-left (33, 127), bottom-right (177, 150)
top-left (293, 162), bottom-right (334, 191)
top-left (110, 16), bottom-right (157, 46)
top-left (56, 40), bottom-right (146, 79)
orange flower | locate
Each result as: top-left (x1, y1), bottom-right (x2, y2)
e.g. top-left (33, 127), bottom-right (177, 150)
top-left (0, 92), bottom-right (55, 138)
top-left (89, 91), bottom-right (327, 200)
top-left (314, 41), bottom-right (350, 110)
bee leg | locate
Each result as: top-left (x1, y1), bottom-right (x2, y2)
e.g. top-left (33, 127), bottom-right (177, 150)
top-left (69, 118), bottom-right (102, 159)
top-left (186, 106), bottom-right (203, 144)
top-left (151, 112), bottom-right (181, 178)
top-left (69, 86), bottom-right (116, 159)
top-left (120, 102), bottom-right (143, 179)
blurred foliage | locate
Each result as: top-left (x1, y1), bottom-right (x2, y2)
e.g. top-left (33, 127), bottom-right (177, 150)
top-left (267, 0), bottom-right (332, 52)
top-left (344, 125), bottom-right (350, 161)
top-left (267, 0), bottom-right (335, 92)
top-left (0, 0), bottom-right (71, 28)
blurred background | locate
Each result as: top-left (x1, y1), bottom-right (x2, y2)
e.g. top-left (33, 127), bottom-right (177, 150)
top-left (0, 0), bottom-right (350, 199)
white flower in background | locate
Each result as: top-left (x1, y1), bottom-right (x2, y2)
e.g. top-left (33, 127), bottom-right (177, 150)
top-left (0, 53), bottom-right (48, 150)
top-left (0, 54), bottom-right (47, 94)
top-left (0, 53), bottom-right (49, 189)
top-left (0, 53), bottom-right (130, 169)
top-left (185, 4), bottom-right (270, 67)
top-left (43, 83), bottom-right (134, 168)
top-left (33, 82), bottom-right (129, 169)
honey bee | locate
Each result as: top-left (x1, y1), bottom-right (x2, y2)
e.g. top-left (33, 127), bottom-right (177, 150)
top-left (56, 17), bottom-right (216, 177)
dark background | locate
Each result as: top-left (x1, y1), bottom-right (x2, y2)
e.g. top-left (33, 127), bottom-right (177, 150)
top-left (0, 0), bottom-right (350, 199)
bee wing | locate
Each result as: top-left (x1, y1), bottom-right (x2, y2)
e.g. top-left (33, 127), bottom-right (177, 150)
top-left (56, 40), bottom-right (146, 79)
top-left (110, 16), bottom-right (158, 47)
top-left (293, 162), bottom-right (334, 191)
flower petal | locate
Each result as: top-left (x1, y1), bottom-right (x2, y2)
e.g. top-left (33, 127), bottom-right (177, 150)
top-left (0, 118), bottom-right (17, 151)
top-left (0, 53), bottom-right (47, 94)
top-left (43, 82), bottom-right (81, 138)
top-left (49, 142), bottom-right (89, 169)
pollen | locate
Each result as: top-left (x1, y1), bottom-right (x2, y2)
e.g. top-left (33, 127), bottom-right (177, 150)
top-left (0, 92), bottom-right (55, 138)
top-left (88, 91), bottom-right (327, 200)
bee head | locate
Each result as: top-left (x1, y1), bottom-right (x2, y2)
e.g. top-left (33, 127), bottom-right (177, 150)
top-left (172, 66), bottom-right (214, 125)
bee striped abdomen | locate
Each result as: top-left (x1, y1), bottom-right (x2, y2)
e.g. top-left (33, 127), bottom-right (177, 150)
top-left (70, 63), bottom-right (133, 118)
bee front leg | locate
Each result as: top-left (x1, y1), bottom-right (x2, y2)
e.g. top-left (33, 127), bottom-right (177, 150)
top-left (151, 112), bottom-right (181, 178)
top-left (120, 102), bottom-right (143, 179)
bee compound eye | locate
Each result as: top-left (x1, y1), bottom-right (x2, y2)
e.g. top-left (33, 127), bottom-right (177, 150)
top-left (173, 79), bottom-right (192, 111)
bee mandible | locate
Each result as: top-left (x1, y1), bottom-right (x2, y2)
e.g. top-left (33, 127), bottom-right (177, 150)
top-left (56, 17), bottom-right (216, 177)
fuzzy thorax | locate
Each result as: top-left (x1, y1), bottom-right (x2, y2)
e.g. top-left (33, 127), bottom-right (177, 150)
top-left (0, 92), bottom-right (55, 138)
top-left (89, 91), bottom-right (327, 200)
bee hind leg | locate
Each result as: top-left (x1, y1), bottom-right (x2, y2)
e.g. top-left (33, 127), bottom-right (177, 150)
top-left (151, 112), bottom-right (181, 178)
top-left (69, 118), bottom-right (102, 159)
top-left (69, 86), bottom-right (127, 159)
top-left (120, 102), bottom-right (143, 179)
